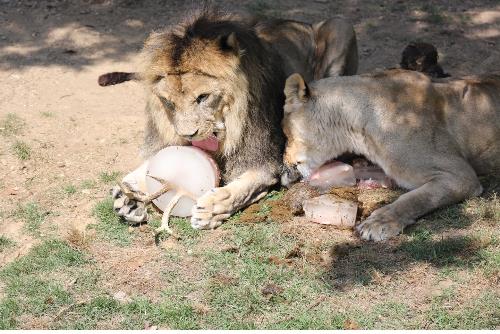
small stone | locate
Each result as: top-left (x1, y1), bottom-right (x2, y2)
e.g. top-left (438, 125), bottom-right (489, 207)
top-left (113, 290), bottom-right (131, 303)
top-left (221, 245), bottom-right (239, 253)
top-left (261, 283), bottom-right (284, 297)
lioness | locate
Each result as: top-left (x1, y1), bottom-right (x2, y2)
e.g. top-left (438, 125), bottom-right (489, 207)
top-left (281, 69), bottom-right (500, 241)
top-left (111, 10), bottom-right (358, 229)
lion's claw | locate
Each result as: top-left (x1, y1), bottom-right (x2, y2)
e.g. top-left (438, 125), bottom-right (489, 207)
top-left (356, 207), bottom-right (409, 241)
top-left (190, 187), bottom-right (232, 230)
top-left (111, 185), bottom-right (148, 224)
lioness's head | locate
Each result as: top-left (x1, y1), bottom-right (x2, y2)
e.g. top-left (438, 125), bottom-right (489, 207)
top-left (141, 12), bottom-right (261, 155)
top-left (281, 73), bottom-right (325, 186)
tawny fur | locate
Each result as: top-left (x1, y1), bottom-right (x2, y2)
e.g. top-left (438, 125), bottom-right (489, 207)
top-left (112, 9), bottom-right (358, 229)
top-left (282, 69), bottom-right (500, 241)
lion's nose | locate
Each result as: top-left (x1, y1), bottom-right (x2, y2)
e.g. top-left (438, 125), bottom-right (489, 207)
top-left (181, 129), bottom-right (199, 139)
top-left (280, 163), bottom-right (302, 187)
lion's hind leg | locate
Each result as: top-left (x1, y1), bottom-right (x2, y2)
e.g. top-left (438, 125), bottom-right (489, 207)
top-left (312, 17), bottom-right (358, 79)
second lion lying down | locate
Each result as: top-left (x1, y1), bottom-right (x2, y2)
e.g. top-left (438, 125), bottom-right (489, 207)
top-left (281, 69), bottom-right (500, 241)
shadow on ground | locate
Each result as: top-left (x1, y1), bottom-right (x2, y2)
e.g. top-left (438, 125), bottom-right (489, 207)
top-left (1, 0), bottom-right (499, 74)
top-left (324, 176), bottom-right (499, 290)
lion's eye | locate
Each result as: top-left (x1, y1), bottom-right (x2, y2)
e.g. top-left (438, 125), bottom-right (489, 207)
top-left (196, 93), bottom-right (209, 104)
top-left (159, 96), bottom-right (174, 110)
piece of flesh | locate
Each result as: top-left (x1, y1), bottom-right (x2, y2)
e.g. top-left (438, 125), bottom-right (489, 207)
top-left (354, 165), bottom-right (394, 189)
top-left (308, 161), bottom-right (356, 190)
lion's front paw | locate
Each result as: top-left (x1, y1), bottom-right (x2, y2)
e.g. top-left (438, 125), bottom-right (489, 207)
top-left (111, 185), bottom-right (148, 224)
top-left (356, 207), bottom-right (410, 241)
top-left (190, 187), bottom-right (233, 230)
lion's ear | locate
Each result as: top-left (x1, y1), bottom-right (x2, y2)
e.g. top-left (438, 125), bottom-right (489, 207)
top-left (219, 32), bottom-right (239, 55)
top-left (284, 73), bottom-right (310, 102)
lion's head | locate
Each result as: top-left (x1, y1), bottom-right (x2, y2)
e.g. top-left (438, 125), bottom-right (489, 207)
top-left (281, 73), bottom-right (328, 186)
top-left (139, 11), bottom-right (280, 157)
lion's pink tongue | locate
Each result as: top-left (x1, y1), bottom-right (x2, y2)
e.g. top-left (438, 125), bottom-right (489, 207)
top-left (191, 136), bottom-right (219, 152)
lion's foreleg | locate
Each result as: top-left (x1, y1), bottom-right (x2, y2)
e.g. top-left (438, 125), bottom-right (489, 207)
top-left (356, 161), bottom-right (482, 241)
top-left (111, 161), bottom-right (151, 223)
top-left (190, 169), bottom-right (277, 230)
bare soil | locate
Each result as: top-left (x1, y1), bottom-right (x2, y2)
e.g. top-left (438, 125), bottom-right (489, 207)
top-left (0, 0), bottom-right (499, 329)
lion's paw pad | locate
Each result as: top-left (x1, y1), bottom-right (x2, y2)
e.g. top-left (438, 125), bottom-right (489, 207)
top-left (356, 212), bottom-right (404, 242)
top-left (111, 186), bottom-right (148, 224)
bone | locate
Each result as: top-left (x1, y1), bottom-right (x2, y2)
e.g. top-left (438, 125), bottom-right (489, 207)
top-left (354, 165), bottom-right (394, 189)
top-left (303, 194), bottom-right (358, 228)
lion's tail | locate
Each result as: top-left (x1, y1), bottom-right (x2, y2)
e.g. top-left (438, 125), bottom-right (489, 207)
top-left (98, 72), bottom-right (137, 86)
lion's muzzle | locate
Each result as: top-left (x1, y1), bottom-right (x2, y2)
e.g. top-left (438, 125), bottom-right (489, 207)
top-left (280, 163), bottom-right (302, 187)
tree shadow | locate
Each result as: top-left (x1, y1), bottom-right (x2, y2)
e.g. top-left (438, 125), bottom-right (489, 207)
top-left (0, 0), bottom-right (192, 71)
top-left (1, 0), bottom-right (498, 74)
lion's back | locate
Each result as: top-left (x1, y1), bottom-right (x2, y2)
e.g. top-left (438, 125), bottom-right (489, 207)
top-left (446, 74), bottom-right (500, 173)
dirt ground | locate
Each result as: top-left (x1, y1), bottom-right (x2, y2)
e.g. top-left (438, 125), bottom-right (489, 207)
top-left (0, 0), bottom-right (499, 330)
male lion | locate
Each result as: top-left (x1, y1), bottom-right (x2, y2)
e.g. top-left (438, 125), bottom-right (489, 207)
top-left (110, 10), bottom-right (358, 229)
top-left (281, 69), bottom-right (500, 241)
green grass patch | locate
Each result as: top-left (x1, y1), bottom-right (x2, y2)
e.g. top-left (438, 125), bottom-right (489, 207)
top-left (401, 226), bottom-right (498, 270)
top-left (264, 189), bottom-right (285, 201)
top-left (40, 111), bottom-right (55, 118)
top-left (426, 291), bottom-right (499, 329)
top-left (0, 298), bottom-right (20, 329)
top-left (4, 277), bottom-right (72, 316)
top-left (1, 240), bottom-right (86, 279)
top-left (0, 113), bottom-right (24, 137)
top-left (170, 217), bottom-right (200, 241)
top-left (58, 296), bottom-right (120, 329)
top-left (121, 298), bottom-right (199, 329)
top-left (12, 140), bottom-right (31, 160)
top-left (355, 301), bottom-right (412, 329)
top-left (0, 240), bottom-right (87, 329)
top-left (201, 223), bottom-right (334, 329)
top-left (91, 197), bottom-right (132, 246)
top-left (0, 235), bottom-right (15, 252)
top-left (80, 179), bottom-right (97, 189)
top-left (15, 202), bottom-right (48, 237)
top-left (400, 233), bottom-right (480, 266)
top-left (63, 184), bottom-right (77, 195)
top-left (99, 171), bottom-right (120, 184)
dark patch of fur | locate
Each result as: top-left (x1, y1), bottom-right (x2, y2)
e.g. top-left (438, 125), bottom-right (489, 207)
top-left (400, 42), bottom-right (450, 78)
top-left (98, 72), bottom-right (136, 86)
